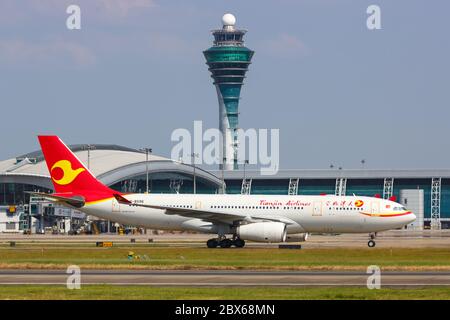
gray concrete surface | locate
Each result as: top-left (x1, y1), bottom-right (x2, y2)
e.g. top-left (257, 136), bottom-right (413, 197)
top-left (0, 270), bottom-right (450, 287)
top-left (2, 231), bottom-right (450, 248)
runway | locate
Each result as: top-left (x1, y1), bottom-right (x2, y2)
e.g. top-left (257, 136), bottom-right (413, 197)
top-left (2, 230), bottom-right (450, 248)
top-left (1, 269), bottom-right (450, 287)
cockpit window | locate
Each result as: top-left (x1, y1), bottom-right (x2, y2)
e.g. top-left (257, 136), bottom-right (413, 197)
top-left (393, 206), bottom-right (407, 211)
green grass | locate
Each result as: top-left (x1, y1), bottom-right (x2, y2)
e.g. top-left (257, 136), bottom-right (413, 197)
top-left (1, 285), bottom-right (450, 300)
top-left (1, 246), bottom-right (450, 270)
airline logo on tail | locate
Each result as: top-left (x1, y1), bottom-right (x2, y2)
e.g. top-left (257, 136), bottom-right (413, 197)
top-left (38, 135), bottom-right (118, 203)
top-left (51, 160), bottom-right (85, 186)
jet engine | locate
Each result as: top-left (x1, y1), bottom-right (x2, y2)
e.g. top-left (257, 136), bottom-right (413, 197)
top-left (237, 222), bottom-right (287, 242)
top-left (285, 233), bottom-right (309, 242)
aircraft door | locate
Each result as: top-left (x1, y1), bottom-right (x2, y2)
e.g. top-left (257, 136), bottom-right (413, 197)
top-left (371, 202), bottom-right (380, 214)
top-left (112, 199), bottom-right (121, 212)
top-left (313, 201), bottom-right (323, 216)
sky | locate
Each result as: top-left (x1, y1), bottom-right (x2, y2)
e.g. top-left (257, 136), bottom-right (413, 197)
top-left (0, 0), bottom-right (449, 170)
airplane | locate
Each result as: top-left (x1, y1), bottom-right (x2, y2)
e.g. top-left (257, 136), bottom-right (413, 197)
top-left (31, 135), bottom-right (416, 248)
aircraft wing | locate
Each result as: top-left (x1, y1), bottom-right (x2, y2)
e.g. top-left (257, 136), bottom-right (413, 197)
top-left (113, 194), bottom-right (295, 225)
top-left (26, 191), bottom-right (85, 208)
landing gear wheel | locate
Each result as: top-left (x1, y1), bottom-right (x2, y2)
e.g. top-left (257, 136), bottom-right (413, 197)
top-left (207, 239), bottom-right (218, 248)
top-left (233, 239), bottom-right (246, 248)
top-left (219, 239), bottom-right (233, 248)
top-left (368, 240), bottom-right (376, 248)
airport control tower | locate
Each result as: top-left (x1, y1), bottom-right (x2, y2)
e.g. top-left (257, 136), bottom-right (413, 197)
top-left (204, 13), bottom-right (254, 170)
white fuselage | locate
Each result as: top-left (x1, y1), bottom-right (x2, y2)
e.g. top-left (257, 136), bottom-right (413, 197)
top-left (81, 194), bottom-right (416, 235)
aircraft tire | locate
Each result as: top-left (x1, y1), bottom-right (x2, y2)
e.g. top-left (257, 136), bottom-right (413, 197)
top-left (219, 239), bottom-right (233, 248)
top-left (368, 240), bottom-right (376, 248)
top-left (207, 239), bottom-right (219, 248)
top-left (233, 239), bottom-right (246, 248)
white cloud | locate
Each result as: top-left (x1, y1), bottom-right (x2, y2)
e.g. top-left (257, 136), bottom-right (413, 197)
top-left (0, 39), bottom-right (96, 67)
top-left (97, 0), bottom-right (156, 17)
top-left (262, 34), bottom-right (311, 58)
top-left (0, 0), bottom-right (157, 25)
top-left (0, 0), bottom-right (196, 67)
top-left (148, 33), bottom-right (196, 54)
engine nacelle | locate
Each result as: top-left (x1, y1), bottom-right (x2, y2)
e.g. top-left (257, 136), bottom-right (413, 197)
top-left (285, 233), bottom-right (309, 242)
top-left (237, 222), bottom-right (287, 243)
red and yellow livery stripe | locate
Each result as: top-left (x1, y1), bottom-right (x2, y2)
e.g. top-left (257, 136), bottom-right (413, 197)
top-left (360, 211), bottom-right (412, 218)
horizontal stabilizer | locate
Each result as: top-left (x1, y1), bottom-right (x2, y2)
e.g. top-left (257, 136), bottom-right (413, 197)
top-left (25, 191), bottom-right (85, 208)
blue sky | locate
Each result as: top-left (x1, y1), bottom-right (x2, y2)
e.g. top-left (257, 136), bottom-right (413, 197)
top-left (0, 0), bottom-right (449, 170)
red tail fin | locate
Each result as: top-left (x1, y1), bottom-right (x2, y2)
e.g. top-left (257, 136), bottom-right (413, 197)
top-left (38, 135), bottom-right (117, 202)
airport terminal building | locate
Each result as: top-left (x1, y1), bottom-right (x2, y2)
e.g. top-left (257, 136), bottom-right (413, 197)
top-left (0, 144), bottom-right (449, 232)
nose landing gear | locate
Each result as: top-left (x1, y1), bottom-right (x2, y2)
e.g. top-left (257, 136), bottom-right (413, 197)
top-left (367, 233), bottom-right (377, 248)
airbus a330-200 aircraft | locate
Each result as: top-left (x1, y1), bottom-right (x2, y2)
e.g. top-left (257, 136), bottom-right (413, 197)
top-left (31, 136), bottom-right (416, 248)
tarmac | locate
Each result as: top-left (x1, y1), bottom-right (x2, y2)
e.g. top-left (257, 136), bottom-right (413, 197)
top-left (1, 230), bottom-right (450, 248)
top-left (1, 231), bottom-right (450, 288)
top-left (1, 269), bottom-right (450, 287)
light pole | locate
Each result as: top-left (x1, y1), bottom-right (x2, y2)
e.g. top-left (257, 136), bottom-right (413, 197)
top-left (83, 144), bottom-right (96, 170)
top-left (191, 153), bottom-right (199, 194)
top-left (222, 157), bottom-right (226, 194)
top-left (140, 148), bottom-right (152, 194)
top-left (243, 159), bottom-right (249, 181)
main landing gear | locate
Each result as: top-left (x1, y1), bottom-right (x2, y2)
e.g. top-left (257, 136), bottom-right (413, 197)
top-left (367, 233), bottom-right (377, 248)
top-left (206, 237), bottom-right (245, 249)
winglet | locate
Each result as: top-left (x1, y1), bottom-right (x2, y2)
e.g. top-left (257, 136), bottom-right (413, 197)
top-left (114, 193), bottom-right (132, 205)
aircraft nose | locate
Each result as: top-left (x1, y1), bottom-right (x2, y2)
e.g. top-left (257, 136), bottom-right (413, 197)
top-left (408, 212), bottom-right (417, 223)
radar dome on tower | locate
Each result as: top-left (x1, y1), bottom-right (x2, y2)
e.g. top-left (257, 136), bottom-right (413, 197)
top-left (222, 13), bottom-right (236, 27)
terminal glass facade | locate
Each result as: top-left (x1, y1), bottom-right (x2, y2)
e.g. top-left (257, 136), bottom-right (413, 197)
top-left (0, 183), bottom-right (52, 206)
top-left (109, 172), bottom-right (219, 194)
